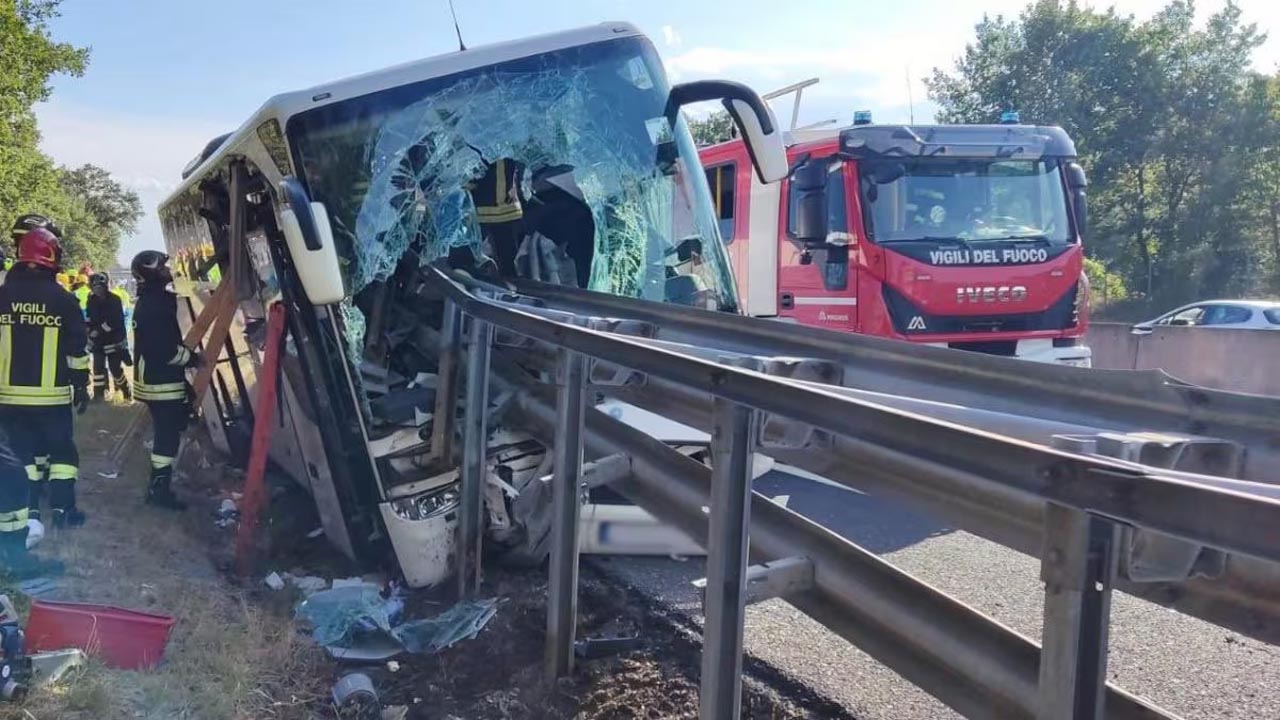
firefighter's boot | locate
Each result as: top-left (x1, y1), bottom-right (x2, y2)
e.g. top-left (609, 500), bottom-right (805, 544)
top-left (145, 468), bottom-right (187, 511)
top-left (26, 480), bottom-right (45, 523)
top-left (0, 531), bottom-right (64, 580)
top-left (49, 479), bottom-right (86, 529)
top-left (114, 374), bottom-right (132, 402)
top-left (50, 507), bottom-right (87, 529)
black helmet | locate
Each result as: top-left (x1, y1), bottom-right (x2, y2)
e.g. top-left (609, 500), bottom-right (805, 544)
top-left (89, 272), bottom-right (109, 289)
top-left (131, 250), bottom-right (171, 286)
top-left (11, 214), bottom-right (58, 242)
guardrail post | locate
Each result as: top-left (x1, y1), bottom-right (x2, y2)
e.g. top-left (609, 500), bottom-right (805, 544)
top-left (1038, 502), bottom-right (1119, 720)
top-left (431, 299), bottom-right (462, 464)
top-left (546, 342), bottom-right (587, 681)
top-left (701, 394), bottom-right (757, 720)
top-left (458, 315), bottom-right (492, 601)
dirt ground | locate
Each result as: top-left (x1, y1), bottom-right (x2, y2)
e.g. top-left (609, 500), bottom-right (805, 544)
top-left (0, 397), bottom-right (852, 720)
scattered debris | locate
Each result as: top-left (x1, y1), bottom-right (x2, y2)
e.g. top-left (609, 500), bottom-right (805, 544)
top-left (574, 632), bottom-right (641, 659)
top-left (284, 573), bottom-right (329, 596)
top-left (382, 706), bottom-right (409, 720)
top-left (17, 578), bottom-right (58, 598)
top-left (263, 572), bottom-right (286, 591)
top-left (386, 660), bottom-right (401, 673)
top-left (96, 469), bottom-right (120, 480)
top-left (332, 576), bottom-right (374, 589)
top-left (27, 649), bottom-right (87, 688)
top-left (332, 672), bottom-right (381, 719)
top-left (215, 498), bottom-right (240, 528)
top-left (306, 527), bottom-right (325, 539)
top-left (391, 598), bottom-right (501, 654)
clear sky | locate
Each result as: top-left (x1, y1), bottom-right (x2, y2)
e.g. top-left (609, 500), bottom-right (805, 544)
top-left (33, 0), bottom-right (1279, 266)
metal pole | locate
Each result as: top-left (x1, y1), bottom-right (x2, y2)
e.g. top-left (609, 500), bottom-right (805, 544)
top-left (458, 316), bottom-right (492, 601)
top-left (1038, 502), bottom-right (1118, 720)
top-left (700, 396), bottom-right (757, 720)
top-left (431, 299), bottom-right (462, 464)
top-left (545, 344), bottom-right (587, 680)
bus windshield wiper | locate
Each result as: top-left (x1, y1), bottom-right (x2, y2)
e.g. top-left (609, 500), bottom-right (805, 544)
top-left (996, 234), bottom-right (1052, 243)
top-left (882, 235), bottom-right (970, 247)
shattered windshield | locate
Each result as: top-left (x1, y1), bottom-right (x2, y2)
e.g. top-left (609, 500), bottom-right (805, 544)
top-left (287, 36), bottom-right (737, 313)
top-left (860, 158), bottom-right (1072, 244)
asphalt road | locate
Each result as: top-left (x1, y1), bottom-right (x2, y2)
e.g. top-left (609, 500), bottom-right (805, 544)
top-left (591, 469), bottom-right (1280, 720)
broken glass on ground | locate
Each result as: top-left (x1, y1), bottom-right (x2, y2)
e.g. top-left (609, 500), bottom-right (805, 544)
top-left (295, 584), bottom-right (404, 648)
top-left (390, 598), bottom-right (501, 654)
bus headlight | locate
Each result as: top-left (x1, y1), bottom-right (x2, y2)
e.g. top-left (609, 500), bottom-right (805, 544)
top-left (390, 484), bottom-right (460, 522)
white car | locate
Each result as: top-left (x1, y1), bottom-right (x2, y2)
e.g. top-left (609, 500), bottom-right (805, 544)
top-left (1132, 300), bottom-right (1280, 334)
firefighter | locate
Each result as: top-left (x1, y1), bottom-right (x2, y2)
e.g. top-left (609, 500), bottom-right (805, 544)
top-left (469, 158), bottom-right (526, 277)
top-left (131, 250), bottom-right (200, 510)
top-left (0, 227), bottom-right (90, 529)
top-left (86, 273), bottom-right (132, 402)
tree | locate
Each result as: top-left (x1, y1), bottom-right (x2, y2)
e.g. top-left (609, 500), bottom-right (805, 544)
top-left (927, 0), bottom-right (1277, 312)
top-left (0, 0), bottom-right (89, 222)
top-left (688, 110), bottom-right (735, 147)
top-left (1, 1), bottom-right (143, 270)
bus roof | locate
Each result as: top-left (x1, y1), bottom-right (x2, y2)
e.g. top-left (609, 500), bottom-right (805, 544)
top-left (162, 22), bottom-right (643, 208)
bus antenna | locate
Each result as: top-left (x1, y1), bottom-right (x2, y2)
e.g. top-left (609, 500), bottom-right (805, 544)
top-left (447, 0), bottom-right (466, 51)
top-left (905, 65), bottom-right (916, 124)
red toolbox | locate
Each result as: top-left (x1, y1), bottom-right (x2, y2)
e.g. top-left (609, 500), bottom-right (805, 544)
top-left (25, 601), bottom-right (176, 670)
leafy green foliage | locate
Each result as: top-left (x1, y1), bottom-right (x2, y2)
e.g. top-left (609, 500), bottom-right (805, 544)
top-left (688, 110), bottom-right (736, 147)
top-left (928, 0), bottom-right (1280, 315)
top-left (1, 1), bottom-right (138, 270)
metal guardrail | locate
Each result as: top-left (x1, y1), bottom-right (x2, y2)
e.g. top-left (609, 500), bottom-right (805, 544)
top-left (422, 268), bottom-right (1280, 719)
top-left (488, 286), bottom-right (1280, 642)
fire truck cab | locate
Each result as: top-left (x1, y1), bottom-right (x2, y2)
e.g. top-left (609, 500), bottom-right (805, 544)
top-left (701, 120), bottom-right (1093, 366)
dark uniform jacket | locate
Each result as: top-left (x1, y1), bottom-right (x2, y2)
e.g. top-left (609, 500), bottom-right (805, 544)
top-left (86, 291), bottom-right (127, 352)
top-left (0, 266), bottom-right (89, 406)
top-left (132, 286), bottom-right (191, 402)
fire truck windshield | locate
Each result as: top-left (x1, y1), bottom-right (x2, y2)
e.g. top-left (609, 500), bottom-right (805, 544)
top-left (287, 36), bottom-right (738, 312)
top-left (859, 157), bottom-right (1073, 245)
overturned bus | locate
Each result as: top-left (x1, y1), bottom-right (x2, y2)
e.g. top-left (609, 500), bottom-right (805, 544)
top-left (157, 23), bottom-right (786, 586)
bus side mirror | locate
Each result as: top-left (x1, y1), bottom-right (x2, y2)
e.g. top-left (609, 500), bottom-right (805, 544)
top-left (791, 159), bottom-right (828, 245)
top-left (278, 177), bottom-right (345, 305)
top-left (666, 80), bottom-right (788, 183)
top-left (1067, 162), bottom-right (1088, 239)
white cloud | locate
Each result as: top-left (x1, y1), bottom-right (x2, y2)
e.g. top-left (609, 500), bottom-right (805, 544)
top-left (35, 100), bottom-right (232, 266)
top-left (661, 24), bottom-right (682, 49)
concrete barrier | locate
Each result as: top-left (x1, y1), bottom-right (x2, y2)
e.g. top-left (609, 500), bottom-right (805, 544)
top-left (1088, 322), bottom-right (1280, 396)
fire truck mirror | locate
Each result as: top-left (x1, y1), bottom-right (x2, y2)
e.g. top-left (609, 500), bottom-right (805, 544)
top-left (791, 160), bottom-right (829, 245)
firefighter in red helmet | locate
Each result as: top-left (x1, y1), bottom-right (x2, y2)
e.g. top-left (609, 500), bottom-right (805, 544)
top-left (0, 225), bottom-right (90, 532)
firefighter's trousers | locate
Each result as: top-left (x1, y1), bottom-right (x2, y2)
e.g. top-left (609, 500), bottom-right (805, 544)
top-left (0, 404), bottom-right (79, 515)
top-left (0, 440), bottom-right (29, 551)
top-left (144, 399), bottom-right (187, 471)
top-left (92, 349), bottom-right (130, 398)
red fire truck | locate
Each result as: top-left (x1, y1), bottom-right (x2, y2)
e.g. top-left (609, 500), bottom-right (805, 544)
top-left (700, 116), bottom-right (1093, 365)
